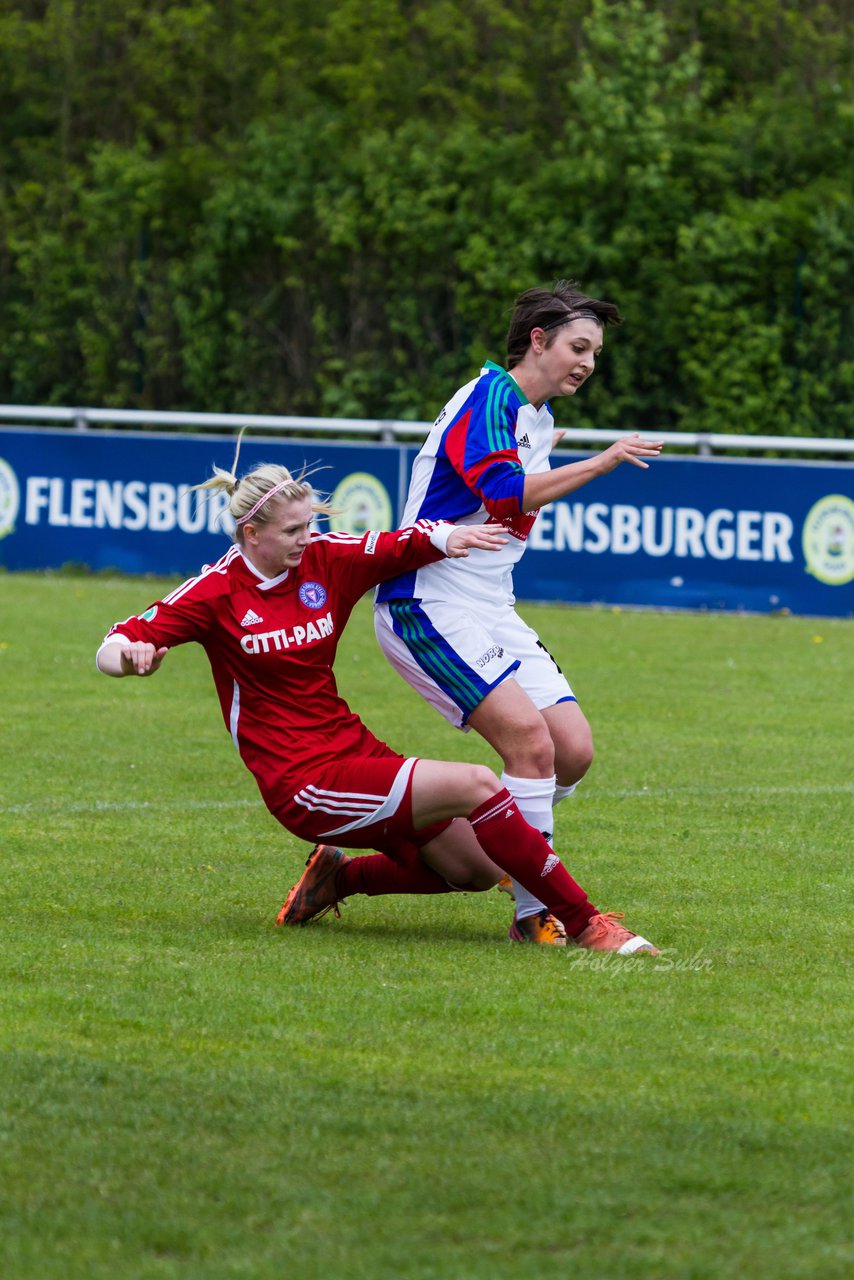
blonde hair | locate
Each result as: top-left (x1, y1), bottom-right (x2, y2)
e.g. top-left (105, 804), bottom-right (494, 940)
top-left (193, 429), bottom-right (333, 540)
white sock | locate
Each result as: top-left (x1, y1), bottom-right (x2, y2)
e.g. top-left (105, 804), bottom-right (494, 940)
top-left (501, 772), bottom-right (557, 921)
top-left (553, 781), bottom-right (579, 807)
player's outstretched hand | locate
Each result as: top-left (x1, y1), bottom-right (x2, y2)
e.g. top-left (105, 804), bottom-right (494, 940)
top-left (597, 433), bottom-right (664, 472)
top-left (445, 524), bottom-right (508, 558)
top-left (119, 642), bottom-right (169, 676)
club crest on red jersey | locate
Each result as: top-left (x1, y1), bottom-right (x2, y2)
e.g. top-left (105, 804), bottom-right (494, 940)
top-left (299, 581), bottom-right (327, 609)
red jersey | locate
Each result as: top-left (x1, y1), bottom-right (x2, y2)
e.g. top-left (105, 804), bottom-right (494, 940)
top-left (99, 525), bottom-right (448, 814)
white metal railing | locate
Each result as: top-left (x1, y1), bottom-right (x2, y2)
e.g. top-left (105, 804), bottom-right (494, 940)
top-left (0, 403), bottom-right (851, 457)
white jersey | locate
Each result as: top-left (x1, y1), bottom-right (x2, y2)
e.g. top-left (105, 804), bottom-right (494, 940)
top-left (375, 362), bottom-right (553, 611)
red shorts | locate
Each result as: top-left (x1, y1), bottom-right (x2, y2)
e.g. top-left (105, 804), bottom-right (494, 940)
top-left (269, 752), bottom-right (450, 858)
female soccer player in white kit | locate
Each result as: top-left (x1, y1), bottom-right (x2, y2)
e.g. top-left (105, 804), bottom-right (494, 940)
top-left (375, 281), bottom-right (663, 943)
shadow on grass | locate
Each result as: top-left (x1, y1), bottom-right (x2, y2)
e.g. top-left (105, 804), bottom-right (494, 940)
top-left (257, 915), bottom-right (505, 947)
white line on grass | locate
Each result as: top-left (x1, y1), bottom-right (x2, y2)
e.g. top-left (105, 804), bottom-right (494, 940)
top-left (0, 797), bottom-right (258, 815)
top-left (596, 784), bottom-right (854, 799)
top-left (1, 783), bottom-right (851, 816)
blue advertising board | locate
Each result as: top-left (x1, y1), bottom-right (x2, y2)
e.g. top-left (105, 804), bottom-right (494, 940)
top-left (0, 427), bottom-right (852, 617)
top-left (515, 450), bottom-right (854, 618)
top-left (0, 428), bottom-right (404, 578)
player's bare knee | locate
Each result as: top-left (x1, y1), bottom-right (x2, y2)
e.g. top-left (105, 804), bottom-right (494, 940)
top-left (467, 764), bottom-right (503, 807)
top-left (555, 724), bottom-right (594, 786)
top-left (557, 744), bottom-right (594, 787)
top-left (502, 719), bottom-right (555, 776)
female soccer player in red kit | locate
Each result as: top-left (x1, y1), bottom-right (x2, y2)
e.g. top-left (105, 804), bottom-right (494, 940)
top-left (96, 442), bottom-right (658, 955)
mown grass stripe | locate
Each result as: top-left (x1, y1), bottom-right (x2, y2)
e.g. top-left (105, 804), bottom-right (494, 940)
top-left (1, 574), bottom-right (850, 1280)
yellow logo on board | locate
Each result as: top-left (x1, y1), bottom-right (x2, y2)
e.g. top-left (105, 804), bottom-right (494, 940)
top-left (802, 494), bottom-right (854, 586)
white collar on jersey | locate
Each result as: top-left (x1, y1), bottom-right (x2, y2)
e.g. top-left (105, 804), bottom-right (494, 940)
top-left (239, 548), bottom-right (290, 591)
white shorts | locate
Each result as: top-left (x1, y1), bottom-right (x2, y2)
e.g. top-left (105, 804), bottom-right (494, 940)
top-left (374, 598), bottom-right (575, 731)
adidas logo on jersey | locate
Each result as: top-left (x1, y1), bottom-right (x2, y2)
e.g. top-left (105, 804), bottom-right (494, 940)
top-left (518, 433), bottom-right (531, 449)
top-left (240, 609), bottom-right (264, 627)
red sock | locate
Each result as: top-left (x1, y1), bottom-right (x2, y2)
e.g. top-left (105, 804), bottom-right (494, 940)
top-left (336, 852), bottom-right (453, 898)
top-left (468, 789), bottom-right (596, 936)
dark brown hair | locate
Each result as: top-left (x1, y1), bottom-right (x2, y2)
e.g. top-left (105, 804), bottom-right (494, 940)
top-left (506, 280), bottom-right (622, 369)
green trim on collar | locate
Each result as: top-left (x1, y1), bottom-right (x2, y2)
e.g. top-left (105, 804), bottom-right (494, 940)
top-left (483, 360), bottom-right (529, 405)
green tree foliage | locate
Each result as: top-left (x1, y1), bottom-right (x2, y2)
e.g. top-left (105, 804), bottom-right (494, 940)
top-left (0, 0), bottom-right (851, 434)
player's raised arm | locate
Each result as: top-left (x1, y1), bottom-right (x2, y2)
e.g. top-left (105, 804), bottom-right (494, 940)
top-left (521, 433), bottom-right (663, 512)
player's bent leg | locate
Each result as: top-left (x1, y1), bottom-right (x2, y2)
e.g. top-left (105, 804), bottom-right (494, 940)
top-left (467, 682), bottom-right (560, 924)
top-left (409, 759), bottom-right (502, 827)
top-left (276, 841), bottom-right (465, 928)
top-left (491, 613), bottom-right (590, 798)
top-left (542, 700), bottom-right (594, 789)
top-left (418, 820), bottom-right (503, 891)
top-left (466, 789), bottom-right (596, 937)
top-left (417, 789), bottom-right (567, 948)
top-left (412, 767), bottom-right (596, 939)
top-left (377, 608), bottom-right (561, 935)
top-left (466, 678), bottom-right (555, 777)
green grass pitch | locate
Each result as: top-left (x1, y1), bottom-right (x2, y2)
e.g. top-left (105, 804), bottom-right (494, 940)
top-left (1, 571), bottom-right (851, 1279)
